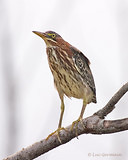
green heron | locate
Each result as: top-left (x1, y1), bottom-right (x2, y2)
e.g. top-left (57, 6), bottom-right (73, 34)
top-left (33, 31), bottom-right (96, 141)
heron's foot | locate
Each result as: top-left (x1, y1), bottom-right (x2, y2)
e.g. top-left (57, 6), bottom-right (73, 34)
top-left (46, 127), bottom-right (67, 144)
top-left (71, 117), bottom-right (85, 138)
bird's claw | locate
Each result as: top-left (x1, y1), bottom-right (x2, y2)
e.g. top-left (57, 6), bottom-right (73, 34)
top-left (46, 127), bottom-right (67, 144)
top-left (71, 118), bottom-right (85, 138)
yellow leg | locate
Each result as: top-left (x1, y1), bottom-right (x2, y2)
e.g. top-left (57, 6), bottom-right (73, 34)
top-left (58, 98), bottom-right (65, 128)
top-left (71, 99), bottom-right (87, 137)
top-left (79, 99), bottom-right (87, 119)
top-left (46, 97), bottom-right (66, 143)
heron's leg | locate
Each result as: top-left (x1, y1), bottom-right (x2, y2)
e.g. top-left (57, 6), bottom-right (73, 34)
top-left (79, 99), bottom-right (87, 119)
top-left (71, 99), bottom-right (87, 137)
top-left (58, 97), bottom-right (65, 128)
top-left (46, 96), bottom-right (66, 143)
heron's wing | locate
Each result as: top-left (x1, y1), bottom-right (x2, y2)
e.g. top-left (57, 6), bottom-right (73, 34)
top-left (71, 47), bottom-right (96, 102)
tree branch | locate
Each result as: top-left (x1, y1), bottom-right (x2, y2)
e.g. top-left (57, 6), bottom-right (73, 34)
top-left (94, 82), bottom-right (128, 118)
top-left (3, 82), bottom-right (128, 160)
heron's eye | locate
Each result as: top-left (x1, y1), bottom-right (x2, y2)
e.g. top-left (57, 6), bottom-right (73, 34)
top-left (51, 34), bottom-right (56, 39)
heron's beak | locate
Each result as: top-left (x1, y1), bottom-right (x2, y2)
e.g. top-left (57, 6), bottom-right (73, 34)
top-left (32, 31), bottom-right (47, 41)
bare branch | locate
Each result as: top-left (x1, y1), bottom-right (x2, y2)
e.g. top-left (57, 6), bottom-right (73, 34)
top-left (3, 116), bottom-right (128, 160)
top-left (94, 82), bottom-right (128, 118)
top-left (3, 82), bottom-right (128, 160)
